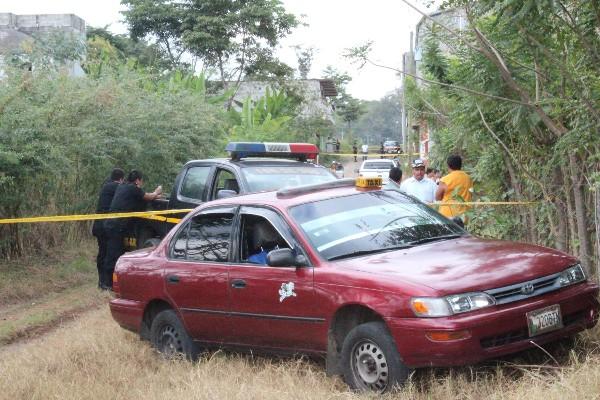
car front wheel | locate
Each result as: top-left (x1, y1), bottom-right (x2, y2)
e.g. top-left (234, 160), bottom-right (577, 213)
top-left (150, 309), bottom-right (199, 360)
top-left (341, 321), bottom-right (410, 393)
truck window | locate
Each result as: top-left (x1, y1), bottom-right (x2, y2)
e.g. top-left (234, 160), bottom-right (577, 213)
top-left (211, 169), bottom-right (239, 200)
top-left (180, 166), bottom-right (211, 201)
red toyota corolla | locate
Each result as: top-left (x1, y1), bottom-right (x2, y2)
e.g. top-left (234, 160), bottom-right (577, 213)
top-left (110, 178), bottom-right (598, 393)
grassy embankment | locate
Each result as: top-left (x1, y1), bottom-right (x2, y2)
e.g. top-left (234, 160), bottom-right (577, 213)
top-left (0, 241), bottom-right (105, 344)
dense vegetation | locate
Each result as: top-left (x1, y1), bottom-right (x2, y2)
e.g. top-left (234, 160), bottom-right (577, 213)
top-left (399, 0), bottom-right (600, 272)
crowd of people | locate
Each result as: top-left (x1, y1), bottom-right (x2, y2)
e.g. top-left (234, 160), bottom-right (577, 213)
top-left (388, 154), bottom-right (473, 222)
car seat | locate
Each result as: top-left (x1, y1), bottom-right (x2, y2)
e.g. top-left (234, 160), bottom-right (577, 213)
top-left (223, 178), bottom-right (240, 194)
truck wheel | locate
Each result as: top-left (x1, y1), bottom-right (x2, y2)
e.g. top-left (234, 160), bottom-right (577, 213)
top-left (341, 321), bottom-right (410, 393)
top-left (150, 309), bottom-right (199, 360)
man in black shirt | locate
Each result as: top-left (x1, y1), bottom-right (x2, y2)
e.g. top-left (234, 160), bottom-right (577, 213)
top-left (102, 170), bottom-right (162, 290)
top-left (92, 168), bottom-right (124, 289)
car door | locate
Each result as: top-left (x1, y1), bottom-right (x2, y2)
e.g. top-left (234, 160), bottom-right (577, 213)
top-left (163, 206), bottom-right (236, 343)
top-left (228, 206), bottom-right (326, 351)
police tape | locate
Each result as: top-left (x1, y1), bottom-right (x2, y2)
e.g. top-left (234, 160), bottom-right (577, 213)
top-left (429, 201), bottom-right (538, 206)
top-left (321, 153), bottom-right (420, 157)
top-left (0, 209), bottom-right (193, 225)
top-left (0, 202), bottom-right (539, 225)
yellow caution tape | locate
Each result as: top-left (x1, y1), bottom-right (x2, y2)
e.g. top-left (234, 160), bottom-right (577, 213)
top-left (429, 201), bottom-right (537, 206)
top-left (0, 209), bottom-right (193, 224)
top-left (322, 153), bottom-right (420, 157)
top-left (0, 201), bottom-right (540, 225)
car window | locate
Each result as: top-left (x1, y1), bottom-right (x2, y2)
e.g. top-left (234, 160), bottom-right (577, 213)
top-left (242, 165), bottom-right (336, 192)
top-left (180, 166), bottom-right (211, 200)
top-left (211, 168), bottom-right (239, 200)
top-left (170, 212), bottom-right (234, 262)
top-left (361, 161), bottom-right (394, 170)
top-left (289, 191), bottom-right (464, 261)
top-left (239, 214), bottom-right (290, 264)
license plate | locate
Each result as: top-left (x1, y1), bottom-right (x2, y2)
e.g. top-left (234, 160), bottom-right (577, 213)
top-left (526, 305), bottom-right (563, 337)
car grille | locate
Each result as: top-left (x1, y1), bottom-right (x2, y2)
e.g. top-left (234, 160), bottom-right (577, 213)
top-left (480, 310), bottom-right (586, 349)
top-left (484, 272), bottom-right (563, 305)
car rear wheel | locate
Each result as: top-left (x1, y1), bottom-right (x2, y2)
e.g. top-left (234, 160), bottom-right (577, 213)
top-left (341, 321), bottom-right (410, 393)
top-left (150, 309), bottom-right (199, 360)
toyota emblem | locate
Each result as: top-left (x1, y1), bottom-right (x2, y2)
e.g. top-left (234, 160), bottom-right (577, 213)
top-left (521, 283), bottom-right (535, 295)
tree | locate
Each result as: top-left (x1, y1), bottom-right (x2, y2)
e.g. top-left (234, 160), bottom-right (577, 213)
top-left (122, 0), bottom-right (299, 95)
top-left (293, 45), bottom-right (314, 79)
top-left (322, 66), bottom-right (365, 129)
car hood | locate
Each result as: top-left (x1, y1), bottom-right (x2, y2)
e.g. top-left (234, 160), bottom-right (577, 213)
top-left (333, 237), bottom-right (576, 295)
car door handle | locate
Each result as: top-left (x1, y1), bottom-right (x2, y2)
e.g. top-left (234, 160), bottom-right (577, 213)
top-left (231, 279), bottom-right (246, 289)
top-left (167, 275), bottom-right (180, 284)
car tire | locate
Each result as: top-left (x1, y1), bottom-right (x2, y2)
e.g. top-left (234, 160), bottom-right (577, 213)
top-left (341, 321), bottom-right (410, 393)
top-left (150, 309), bottom-right (199, 360)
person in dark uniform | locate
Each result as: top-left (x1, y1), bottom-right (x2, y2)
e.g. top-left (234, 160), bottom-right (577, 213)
top-left (92, 168), bottom-right (124, 289)
top-left (352, 143), bottom-right (358, 162)
top-left (102, 170), bottom-right (162, 290)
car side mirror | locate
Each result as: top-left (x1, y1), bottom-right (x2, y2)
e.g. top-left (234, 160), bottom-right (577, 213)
top-left (217, 189), bottom-right (237, 199)
top-left (267, 248), bottom-right (308, 268)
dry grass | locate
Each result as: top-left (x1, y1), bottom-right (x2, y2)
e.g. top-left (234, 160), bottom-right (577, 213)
top-left (0, 240), bottom-right (96, 305)
top-left (3, 307), bottom-right (600, 400)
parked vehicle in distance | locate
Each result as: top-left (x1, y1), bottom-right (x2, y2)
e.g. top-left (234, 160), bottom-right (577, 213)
top-left (383, 140), bottom-right (401, 154)
top-left (358, 159), bottom-right (398, 183)
top-left (110, 178), bottom-right (599, 393)
top-left (128, 142), bottom-right (337, 248)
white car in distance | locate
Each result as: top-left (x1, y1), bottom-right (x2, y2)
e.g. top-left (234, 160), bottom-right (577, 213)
top-left (358, 159), bottom-right (398, 184)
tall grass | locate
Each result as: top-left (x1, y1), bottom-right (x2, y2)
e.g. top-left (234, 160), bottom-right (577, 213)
top-left (2, 307), bottom-right (600, 399)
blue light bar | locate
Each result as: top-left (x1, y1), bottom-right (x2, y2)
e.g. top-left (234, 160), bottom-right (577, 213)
top-left (226, 142), bottom-right (319, 161)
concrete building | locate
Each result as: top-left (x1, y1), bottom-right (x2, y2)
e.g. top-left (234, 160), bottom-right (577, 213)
top-left (0, 13), bottom-right (86, 77)
top-left (230, 79), bottom-right (338, 122)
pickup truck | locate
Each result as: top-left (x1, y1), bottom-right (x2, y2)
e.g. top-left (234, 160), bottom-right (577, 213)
top-left (130, 142), bottom-right (337, 248)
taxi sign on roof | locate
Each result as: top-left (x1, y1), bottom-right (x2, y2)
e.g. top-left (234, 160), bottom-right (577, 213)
top-left (226, 142), bottom-right (319, 161)
top-left (356, 176), bottom-right (383, 188)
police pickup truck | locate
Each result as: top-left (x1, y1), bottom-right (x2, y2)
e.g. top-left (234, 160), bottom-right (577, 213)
top-left (130, 142), bottom-right (336, 248)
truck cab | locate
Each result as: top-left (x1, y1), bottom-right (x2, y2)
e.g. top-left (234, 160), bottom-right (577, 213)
top-left (131, 142), bottom-right (336, 248)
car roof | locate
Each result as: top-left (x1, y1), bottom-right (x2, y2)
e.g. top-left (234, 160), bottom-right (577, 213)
top-left (183, 158), bottom-right (326, 169)
top-left (199, 184), bottom-right (371, 211)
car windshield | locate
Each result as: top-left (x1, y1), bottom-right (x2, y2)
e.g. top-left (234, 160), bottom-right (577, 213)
top-left (362, 161), bottom-right (394, 170)
top-left (289, 190), bottom-right (465, 261)
top-left (384, 141), bottom-right (398, 146)
top-left (242, 166), bottom-right (336, 192)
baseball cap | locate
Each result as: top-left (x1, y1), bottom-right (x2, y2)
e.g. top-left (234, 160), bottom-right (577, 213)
top-left (411, 159), bottom-right (425, 168)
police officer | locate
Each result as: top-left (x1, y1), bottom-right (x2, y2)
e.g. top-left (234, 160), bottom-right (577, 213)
top-left (92, 168), bottom-right (124, 289)
top-left (101, 170), bottom-right (162, 290)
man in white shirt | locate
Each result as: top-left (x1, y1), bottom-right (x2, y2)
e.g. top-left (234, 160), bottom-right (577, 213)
top-left (400, 159), bottom-right (437, 203)
top-left (361, 144), bottom-right (369, 160)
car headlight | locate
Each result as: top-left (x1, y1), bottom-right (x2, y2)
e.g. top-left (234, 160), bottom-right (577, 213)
top-left (557, 263), bottom-right (586, 287)
top-left (411, 292), bottom-right (496, 317)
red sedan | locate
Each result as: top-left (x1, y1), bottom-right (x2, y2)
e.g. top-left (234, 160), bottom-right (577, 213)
top-left (110, 178), bottom-right (598, 393)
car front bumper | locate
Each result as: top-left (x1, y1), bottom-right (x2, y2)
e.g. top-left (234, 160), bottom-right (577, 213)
top-left (387, 282), bottom-right (599, 367)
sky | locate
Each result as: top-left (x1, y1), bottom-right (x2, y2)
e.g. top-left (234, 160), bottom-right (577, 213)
top-left (1, 0), bottom-right (429, 100)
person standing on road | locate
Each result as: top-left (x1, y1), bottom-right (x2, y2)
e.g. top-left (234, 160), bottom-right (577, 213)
top-left (91, 168), bottom-right (124, 289)
top-left (361, 144), bottom-right (369, 161)
top-left (400, 159), bottom-right (437, 203)
top-left (436, 155), bottom-right (473, 220)
top-left (384, 167), bottom-right (402, 190)
top-left (379, 142), bottom-right (385, 159)
top-left (102, 170), bottom-right (162, 290)
top-left (352, 143), bottom-right (358, 162)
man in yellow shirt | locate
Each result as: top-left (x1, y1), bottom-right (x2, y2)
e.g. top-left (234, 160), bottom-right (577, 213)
top-left (435, 155), bottom-right (473, 220)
